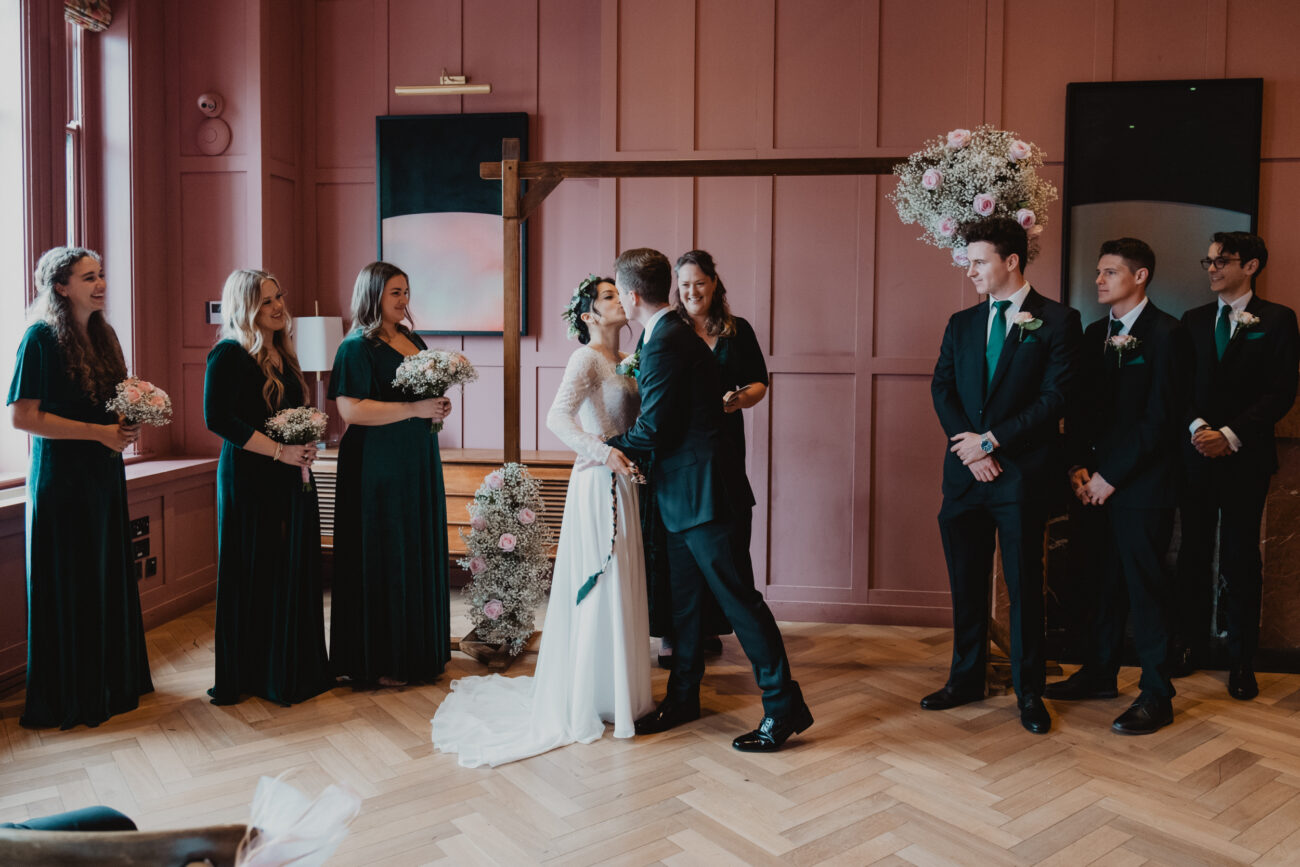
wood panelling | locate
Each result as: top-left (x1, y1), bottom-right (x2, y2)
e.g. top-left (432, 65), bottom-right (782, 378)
top-left (695, 0), bottom-right (767, 152)
top-left (694, 177), bottom-right (767, 324)
top-left (386, 0), bottom-right (462, 118)
top-left (314, 182), bottom-right (376, 316)
top-left (766, 372), bottom-right (857, 594)
top-left (459, 364), bottom-right (503, 450)
top-left (534, 365), bottom-right (568, 451)
top-left (772, 0), bottom-right (871, 151)
top-left (616, 177), bottom-right (691, 262)
top-left (179, 172), bottom-right (249, 350)
top-left (1257, 160), bottom-right (1300, 312)
top-left (182, 361), bottom-right (217, 457)
top-left (462, 0), bottom-right (538, 116)
top-left (264, 175), bottom-right (296, 291)
top-left (175, 2), bottom-right (248, 157)
top-left (1113, 0), bottom-right (1215, 81)
top-left (314, 0), bottom-right (383, 169)
top-left (537, 0), bottom-right (602, 161)
top-left (870, 374), bottom-right (948, 596)
top-left (877, 0), bottom-right (978, 150)
top-left (615, 0), bottom-right (693, 152)
top-left (771, 175), bottom-right (861, 356)
top-left (1228, 0), bottom-right (1300, 158)
top-left (263, 0), bottom-right (301, 167)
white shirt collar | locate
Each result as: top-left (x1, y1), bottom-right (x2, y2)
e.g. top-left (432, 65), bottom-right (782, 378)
top-left (1110, 295), bottom-right (1149, 335)
top-left (987, 282), bottom-right (1032, 335)
top-left (641, 306), bottom-right (673, 345)
top-left (1218, 290), bottom-right (1253, 315)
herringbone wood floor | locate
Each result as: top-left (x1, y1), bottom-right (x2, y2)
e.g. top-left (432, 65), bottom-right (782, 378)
top-left (3, 598), bottom-right (1300, 866)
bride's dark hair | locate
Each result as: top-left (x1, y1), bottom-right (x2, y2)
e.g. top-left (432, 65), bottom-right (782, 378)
top-left (561, 274), bottom-right (615, 345)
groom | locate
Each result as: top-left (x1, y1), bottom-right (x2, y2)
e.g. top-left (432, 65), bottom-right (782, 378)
top-left (605, 247), bottom-right (812, 752)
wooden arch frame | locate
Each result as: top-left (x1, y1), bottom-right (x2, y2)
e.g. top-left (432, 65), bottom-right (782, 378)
top-left (480, 139), bottom-right (901, 462)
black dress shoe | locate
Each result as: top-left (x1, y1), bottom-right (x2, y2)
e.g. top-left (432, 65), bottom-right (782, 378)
top-left (732, 704), bottom-right (814, 752)
top-left (634, 699), bottom-right (700, 735)
top-left (1043, 669), bottom-right (1119, 701)
top-left (1167, 639), bottom-right (1197, 678)
top-left (919, 685), bottom-right (984, 710)
top-left (1111, 694), bottom-right (1173, 735)
top-left (1228, 664), bottom-right (1259, 700)
top-left (1019, 694), bottom-right (1051, 734)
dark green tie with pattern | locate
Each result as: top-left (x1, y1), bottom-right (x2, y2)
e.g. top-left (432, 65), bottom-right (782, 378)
top-left (986, 300), bottom-right (1011, 389)
top-left (1215, 305), bottom-right (1231, 359)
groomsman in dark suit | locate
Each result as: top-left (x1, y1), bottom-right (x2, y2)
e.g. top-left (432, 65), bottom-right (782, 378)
top-left (1047, 238), bottom-right (1192, 735)
top-left (927, 217), bottom-right (1081, 734)
top-left (605, 248), bottom-right (812, 751)
top-left (1173, 232), bottom-right (1299, 699)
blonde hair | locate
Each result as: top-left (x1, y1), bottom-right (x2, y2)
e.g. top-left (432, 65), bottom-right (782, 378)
top-left (349, 261), bottom-right (414, 339)
top-left (218, 269), bottom-right (309, 410)
top-left (28, 246), bottom-right (126, 400)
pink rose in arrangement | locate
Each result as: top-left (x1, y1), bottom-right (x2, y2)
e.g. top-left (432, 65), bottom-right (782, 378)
top-left (498, 533), bottom-right (517, 553)
top-left (483, 599), bottom-right (504, 620)
top-left (921, 168), bottom-right (943, 190)
top-left (946, 128), bottom-right (972, 149)
top-left (468, 556), bottom-right (487, 575)
top-left (952, 247), bottom-right (971, 268)
top-left (485, 471), bottom-right (505, 490)
top-left (972, 193), bottom-right (996, 217)
top-left (1015, 208), bottom-right (1036, 229)
top-left (937, 216), bottom-right (958, 237)
top-left (517, 508), bottom-right (536, 525)
top-left (470, 514), bottom-right (487, 532)
top-left (125, 385), bottom-right (142, 403)
top-left (1013, 311), bottom-right (1036, 326)
top-left (149, 393), bottom-right (166, 407)
top-left (1008, 139), bottom-right (1032, 161)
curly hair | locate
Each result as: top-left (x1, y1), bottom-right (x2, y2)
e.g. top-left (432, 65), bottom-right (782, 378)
top-left (673, 249), bottom-right (735, 338)
top-left (560, 274), bottom-right (614, 344)
top-left (219, 269), bottom-right (309, 411)
top-left (27, 247), bottom-right (127, 402)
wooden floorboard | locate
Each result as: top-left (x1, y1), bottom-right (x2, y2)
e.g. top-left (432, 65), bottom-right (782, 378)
top-left (2, 597), bottom-right (1299, 865)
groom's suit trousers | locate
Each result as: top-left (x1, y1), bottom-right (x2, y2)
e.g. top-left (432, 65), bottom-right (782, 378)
top-left (664, 508), bottom-right (804, 719)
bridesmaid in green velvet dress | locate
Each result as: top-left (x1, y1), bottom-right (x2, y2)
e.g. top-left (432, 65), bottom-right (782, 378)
top-left (7, 247), bottom-right (152, 729)
top-left (203, 268), bottom-right (331, 706)
top-left (329, 261), bottom-right (452, 686)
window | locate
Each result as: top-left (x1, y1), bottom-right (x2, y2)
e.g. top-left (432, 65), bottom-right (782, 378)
top-left (0, 0), bottom-right (27, 480)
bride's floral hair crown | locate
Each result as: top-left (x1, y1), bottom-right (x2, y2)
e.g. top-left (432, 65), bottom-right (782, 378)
top-left (561, 274), bottom-right (606, 341)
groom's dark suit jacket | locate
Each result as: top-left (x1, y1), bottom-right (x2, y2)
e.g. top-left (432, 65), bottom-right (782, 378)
top-left (931, 287), bottom-right (1081, 506)
top-left (607, 313), bottom-right (754, 533)
top-left (1182, 295), bottom-right (1299, 476)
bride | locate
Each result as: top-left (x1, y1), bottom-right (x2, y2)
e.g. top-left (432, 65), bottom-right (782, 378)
top-left (431, 275), bottom-right (654, 767)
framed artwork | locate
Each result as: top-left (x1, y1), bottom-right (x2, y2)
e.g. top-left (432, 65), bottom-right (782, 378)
top-left (1061, 78), bottom-right (1262, 322)
top-left (377, 112), bottom-right (529, 335)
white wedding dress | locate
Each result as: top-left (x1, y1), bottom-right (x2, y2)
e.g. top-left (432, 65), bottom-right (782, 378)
top-left (431, 346), bottom-right (654, 767)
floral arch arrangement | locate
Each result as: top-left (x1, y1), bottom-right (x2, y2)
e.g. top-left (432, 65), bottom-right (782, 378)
top-left (889, 125), bottom-right (1058, 266)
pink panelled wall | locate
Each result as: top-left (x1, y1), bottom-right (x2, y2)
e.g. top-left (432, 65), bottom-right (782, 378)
top-left (136, 0), bottom-right (1300, 626)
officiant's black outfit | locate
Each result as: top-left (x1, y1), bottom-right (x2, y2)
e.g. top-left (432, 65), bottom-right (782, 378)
top-left (1058, 302), bottom-right (1191, 706)
top-left (931, 287), bottom-right (1081, 706)
top-left (1175, 294), bottom-right (1298, 691)
top-left (606, 313), bottom-right (807, 727)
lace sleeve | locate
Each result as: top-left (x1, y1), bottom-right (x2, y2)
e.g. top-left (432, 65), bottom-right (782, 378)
top-left (546, 348), bottom-right (613, 465)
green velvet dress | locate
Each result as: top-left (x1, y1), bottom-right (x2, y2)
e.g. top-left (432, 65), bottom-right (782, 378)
top-left (204, 339), bottom-right (331, 705)
top-left (6, 322), bottom-right (153, 729)
top-left (328, 331), bottom-right (451, 683)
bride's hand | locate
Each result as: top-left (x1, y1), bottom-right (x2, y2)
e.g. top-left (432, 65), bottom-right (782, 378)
top-left (604, 447), bottom-right (635, 475)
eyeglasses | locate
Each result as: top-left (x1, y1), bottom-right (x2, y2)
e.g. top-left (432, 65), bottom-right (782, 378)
top-left (1199, 256), bottom-right (1241, 270)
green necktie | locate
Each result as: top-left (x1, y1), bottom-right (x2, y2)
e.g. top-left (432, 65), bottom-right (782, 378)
top-left (1215, 305), bottom-right (1231, 359)
top-left (985, 300), bottom-right (1011, 388)
top-left (1109, 318), bottom-right (1124, 339)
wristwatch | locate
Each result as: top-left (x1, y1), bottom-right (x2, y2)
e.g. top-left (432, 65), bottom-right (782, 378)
top-left (980, 435), bottom-right (995, 454)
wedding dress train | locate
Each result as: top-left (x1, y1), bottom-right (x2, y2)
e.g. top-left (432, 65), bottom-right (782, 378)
top-left (432, 347), bottom-right (654, 767)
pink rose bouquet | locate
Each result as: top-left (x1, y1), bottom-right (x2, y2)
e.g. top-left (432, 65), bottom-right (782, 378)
top-left (973, 193), bottom-right (996, 217)
top-left (1015, 208), bottom-right (1036, 229)
top-left (946, 128), bottom-right (972, 148)
top-left (265, 406), bottom-right (328, 491)
top-left (921, 168), bottom-right (943, 190)
top-left (105, 377), bottom-right (173, 427)
top-left (391, 349), bottom-right (479, 434)
top-left (482, 599), bottom-right (504, 620)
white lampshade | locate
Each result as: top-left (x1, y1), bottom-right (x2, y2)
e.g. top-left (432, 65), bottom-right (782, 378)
top-left (295, 316), bottom-right (345, 373)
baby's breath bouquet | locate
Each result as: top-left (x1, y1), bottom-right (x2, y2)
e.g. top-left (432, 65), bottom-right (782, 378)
top-left (392, 349), bottom-right (478, 434)
top-left (105, 377), bottom-right (173, 426)
top-left (265, 406), bottom-right (327, 491)
top-left (459, 463), bottom-right (554, 655)
top-left (890, 125), bottom-right (1058, 266)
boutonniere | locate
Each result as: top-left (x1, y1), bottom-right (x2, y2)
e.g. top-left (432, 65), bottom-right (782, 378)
top-left (1230, 310), bottom-right (1261, 341)
top-left (1013, 311), bottom-right (1043, 341)
top-left (1106, 333), bottom-right (1142, 368)
top-left (615, 349), bottom-right (641, 378)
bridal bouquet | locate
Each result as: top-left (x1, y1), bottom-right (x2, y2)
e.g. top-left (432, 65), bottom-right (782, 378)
top-left (890, 125), bottom-right (1057, 265)
top-left (265, 406), bottom-right (327, 491)
top-left (105, 377), bottom-right (173, 426)
top-left (459, 463), bottom-right (554, 655)
top-left (392, 349), bottom-right (478, 434)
